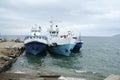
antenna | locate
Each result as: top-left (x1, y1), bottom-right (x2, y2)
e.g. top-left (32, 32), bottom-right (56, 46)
top-left (79, 32), bottom-right (82, 42)
top-left (50, 17), bottom-right (54, 27)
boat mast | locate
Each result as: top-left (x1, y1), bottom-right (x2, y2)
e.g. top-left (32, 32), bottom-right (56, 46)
top-left (79, 32), bottom-right (82, 42)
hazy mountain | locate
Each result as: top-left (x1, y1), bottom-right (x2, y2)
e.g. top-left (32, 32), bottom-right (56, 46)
top-left (113, 34), bottom-right (120, 37)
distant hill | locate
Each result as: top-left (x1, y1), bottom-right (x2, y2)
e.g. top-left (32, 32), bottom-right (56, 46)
top-left (113, 34), bottom-right (120, 37)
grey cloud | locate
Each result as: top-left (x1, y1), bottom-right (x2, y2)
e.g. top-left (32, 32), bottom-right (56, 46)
top-left (0, 0), bottom-right (120, 36)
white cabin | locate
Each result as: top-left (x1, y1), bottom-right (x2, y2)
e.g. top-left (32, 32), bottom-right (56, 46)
top-left (48, 22), bottom-right (59, 37)
top-left (31, 24), bottom-right (41, 36)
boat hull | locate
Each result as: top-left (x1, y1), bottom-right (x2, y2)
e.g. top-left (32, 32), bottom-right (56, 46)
top-left (24, 41), bottom-right (47, 55)
top-left (72, 42), bottom-right (83, 52)
top-left (48, 44), bottom-right (75, 56)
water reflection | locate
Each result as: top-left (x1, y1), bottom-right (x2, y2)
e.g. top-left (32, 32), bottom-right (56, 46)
top-left (49, 51), bottom-right (83, 69)
top-left (25, 50), bottom-right (83, 70)
top-left (25, 53), bottom-right (45, 66)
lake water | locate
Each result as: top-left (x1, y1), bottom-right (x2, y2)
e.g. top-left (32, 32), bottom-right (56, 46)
top-left (7, 35), bottom-right (120, 80)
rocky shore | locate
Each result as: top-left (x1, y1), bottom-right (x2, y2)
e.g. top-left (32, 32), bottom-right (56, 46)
top-left (0, 40), bottom-right (28, 80)
top-left (0, 40), bottom-right (24, 73)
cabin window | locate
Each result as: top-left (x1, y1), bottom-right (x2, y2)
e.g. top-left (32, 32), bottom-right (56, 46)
top-left (38, 30), bottom-right (40, 32)
top-left (39, 36), bottom-right (41, 39)
top-left (25, 36), bottom-right (28, 39)
top-left (45, 37), bottom-right (47, 40)
top-left (32, 30), bottom-right (35, 32)
top-left (42, 36), bottom-right (44, 39)
top-left (52, 31), bottom-right (56, 34)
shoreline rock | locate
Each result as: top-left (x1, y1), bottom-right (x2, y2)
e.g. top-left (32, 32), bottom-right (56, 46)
top-left (0, 41), bottom-right (24, 73)
top-left (104, 74), bottom-right (120, 80)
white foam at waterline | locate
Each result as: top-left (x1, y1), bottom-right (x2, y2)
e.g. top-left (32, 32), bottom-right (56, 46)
top-left (58, 75), bottom-right (66, 80)
top-left (65, 77), bottom-right (86, 80)
top-left (58, 75), bottom-right (86, 80)
top-left (75, 70), bottom-right (87, 73)
top-left (75, 70), bottom-right (97, 74)
top-left (14, 71), bottom-right (25, 74)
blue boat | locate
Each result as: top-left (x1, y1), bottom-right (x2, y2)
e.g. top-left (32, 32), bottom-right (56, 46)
top-left (72, 35), bottom-right (83, 52)
top-left (48, 43), bottom-right (75, 56)
top-left (47, 22), bottom-right (76, 56)
top-left (24, 24), bottom-right (47, 55)
top-left (72, 41), bottom-right (83, 52)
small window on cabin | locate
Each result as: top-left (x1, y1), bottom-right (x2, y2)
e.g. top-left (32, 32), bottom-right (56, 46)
top-left (45, 37), bottom-right (47, 40)
top-left (25, 37), bottom-right (27, 39)
top-left (32, 30), bottom-right (35, 32)
top-left (42, 36), bottom-right (44, 39)
top-left (52, 31), bottom-right (56, 34)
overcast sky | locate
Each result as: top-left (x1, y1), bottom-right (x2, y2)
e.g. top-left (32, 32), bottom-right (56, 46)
top-left (0, 0), bottom-right (120, 36)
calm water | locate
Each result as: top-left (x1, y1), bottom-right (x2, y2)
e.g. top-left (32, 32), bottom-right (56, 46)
top-left (7, 35), bottom-right (120, 80)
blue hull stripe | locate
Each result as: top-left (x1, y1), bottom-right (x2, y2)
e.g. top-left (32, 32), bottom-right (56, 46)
top-left (48, 44), bottom-right (74, 56)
